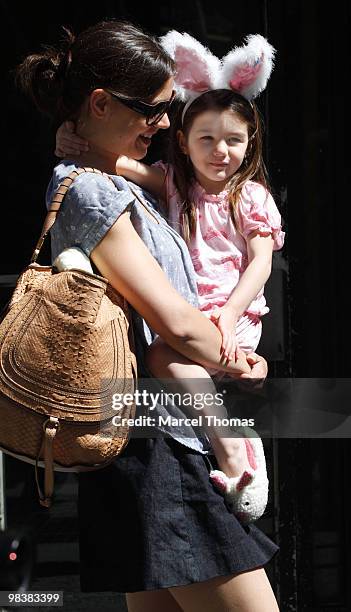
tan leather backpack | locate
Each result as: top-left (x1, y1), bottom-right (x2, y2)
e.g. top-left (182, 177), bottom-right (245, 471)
top-left (0, 168), bottom-right (137, 507)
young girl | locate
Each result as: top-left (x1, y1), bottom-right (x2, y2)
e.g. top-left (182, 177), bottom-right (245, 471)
top-left (56, 32), bottom-right (284, 523)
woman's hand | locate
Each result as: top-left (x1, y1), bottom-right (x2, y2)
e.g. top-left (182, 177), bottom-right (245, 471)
top-left (55, 121), bottom-right (89, 157)
top-left (210, 305), bottom-right (238, 361)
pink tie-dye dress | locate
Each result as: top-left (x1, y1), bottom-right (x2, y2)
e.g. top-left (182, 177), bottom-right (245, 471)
top-left (155, 162), bottom-right (285, 353)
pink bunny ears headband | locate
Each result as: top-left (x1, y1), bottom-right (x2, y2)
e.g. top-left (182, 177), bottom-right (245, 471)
top-left (160, 31), bottom-right (276, 122)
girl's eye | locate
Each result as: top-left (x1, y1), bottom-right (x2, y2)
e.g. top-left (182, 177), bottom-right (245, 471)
top-left (227, 137), bottom-right (240, 145)
top-left (200, 136), bottom-right (213, 141)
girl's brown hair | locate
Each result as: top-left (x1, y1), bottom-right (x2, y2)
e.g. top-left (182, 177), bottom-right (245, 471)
top-left (168, 89), bottom-right (270, 243)
top-left (16, 20), bottom-right (175, 124)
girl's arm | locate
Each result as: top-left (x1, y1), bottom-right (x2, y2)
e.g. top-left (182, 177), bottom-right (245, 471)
top-left (210, 232), bottom-right (274, 360)
top-left (55, 121), bottom-right (167, 201)
top-left (91, 210), bottom-right (252, 375)
top-left (116, 156), bottom-right (166, 202)
top-left (226, 231), bottom-right (274, 317)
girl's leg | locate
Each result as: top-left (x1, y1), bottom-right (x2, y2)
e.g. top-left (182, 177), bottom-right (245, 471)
top-left (146, 338), bottom-right (252, 478)
top-left (126, 589), bottom-right (184, 612)
top-left (169, 567), bottom-right (279, 612)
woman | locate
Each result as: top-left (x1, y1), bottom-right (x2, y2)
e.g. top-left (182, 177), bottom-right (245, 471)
top-left (17, 19), bottom-right (279, 612)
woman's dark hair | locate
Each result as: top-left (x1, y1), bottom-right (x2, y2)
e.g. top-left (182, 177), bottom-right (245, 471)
top-left (16, 20), bottom-right (175, 123)
top-left (168, 89), bottom-right (270, 243)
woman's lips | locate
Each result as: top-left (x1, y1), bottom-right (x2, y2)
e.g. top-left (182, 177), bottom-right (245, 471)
top-left (138, 135), bottom-right (152, 146)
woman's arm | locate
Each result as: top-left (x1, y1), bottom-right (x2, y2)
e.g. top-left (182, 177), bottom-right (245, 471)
top-left (91, 211), bottom-right (251, 375)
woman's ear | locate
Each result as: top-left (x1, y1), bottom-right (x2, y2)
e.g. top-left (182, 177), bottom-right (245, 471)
top-left (89, 89), bottom-right (110, 119)
top-left (177, 129), bottom-right (188, 155)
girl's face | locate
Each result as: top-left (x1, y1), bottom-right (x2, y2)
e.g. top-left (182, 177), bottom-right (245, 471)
top-left (179, 109), bottom-right (249, 193)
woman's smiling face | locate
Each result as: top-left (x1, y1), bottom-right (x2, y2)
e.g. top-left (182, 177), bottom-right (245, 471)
top-left (105, 77), bottom-right (174, 160)
top-left (179, 109), bottom-right (249, 194)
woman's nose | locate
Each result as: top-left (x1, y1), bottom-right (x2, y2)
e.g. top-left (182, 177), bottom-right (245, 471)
top-left (157, 112), bottom-right (170, 130)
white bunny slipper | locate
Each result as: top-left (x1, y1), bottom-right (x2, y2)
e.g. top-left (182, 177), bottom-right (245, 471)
top-left (210, 427), bottom-right (269, 525)
top-left (53, 247), bottom-right (94, 274)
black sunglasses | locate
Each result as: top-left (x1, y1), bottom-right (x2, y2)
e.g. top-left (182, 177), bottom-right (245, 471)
top-left (106, 89), bottom-right (175, 125)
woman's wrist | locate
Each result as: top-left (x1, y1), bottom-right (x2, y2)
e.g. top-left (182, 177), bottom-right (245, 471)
top-left (225, 350), bottom-right (251, 375)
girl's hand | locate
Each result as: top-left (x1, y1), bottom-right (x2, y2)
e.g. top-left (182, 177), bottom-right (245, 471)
top-left (210, 306), bottom-right (238, 361)
top-left (239, 352), bottom-right (267, 386)
top-left (55, 121), bottom-right (89, 157)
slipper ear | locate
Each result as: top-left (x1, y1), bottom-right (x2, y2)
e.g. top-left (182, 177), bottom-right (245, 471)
top-left (236, 470), bottom-right (254, 491)
top-left (219, 34), bottom-right (276, 100)
top-left (160, 30), bottom-right (221, 101)
top-left (210, 470), bottom-right (228, 493)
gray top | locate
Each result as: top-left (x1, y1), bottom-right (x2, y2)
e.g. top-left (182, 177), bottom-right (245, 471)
top-left (46, 161), bottom-right (210, 454)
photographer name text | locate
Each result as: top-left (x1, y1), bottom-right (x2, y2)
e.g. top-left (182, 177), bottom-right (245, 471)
top-left (111, 415), bottom-right (255, 428)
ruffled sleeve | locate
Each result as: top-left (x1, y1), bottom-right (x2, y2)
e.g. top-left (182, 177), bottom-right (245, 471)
top-left (152, 160), bottom-right (169, 176)
top-left (236, 181), bottom-right (285, 250)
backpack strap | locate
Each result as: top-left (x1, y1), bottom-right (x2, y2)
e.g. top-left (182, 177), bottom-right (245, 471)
top-left (35, 417), bottom-right (60, 508)
top-left (30, 167), bottom-right (115, 264)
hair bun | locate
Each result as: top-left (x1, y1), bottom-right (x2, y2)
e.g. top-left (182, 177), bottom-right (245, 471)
top-left (57, 26), bottom-right (76, 77)
top-left (56, 47), bottom-right (73, 80)
top-left (16, 26), bottom-right (76, 117)
top-left (17, 51), bottom-right (62, 116)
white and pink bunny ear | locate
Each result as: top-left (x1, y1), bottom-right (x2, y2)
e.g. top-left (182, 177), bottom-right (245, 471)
top-left (160, 30), bottom-right (221, 101)
top-left (219, 34), bottom-right (276, 100)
